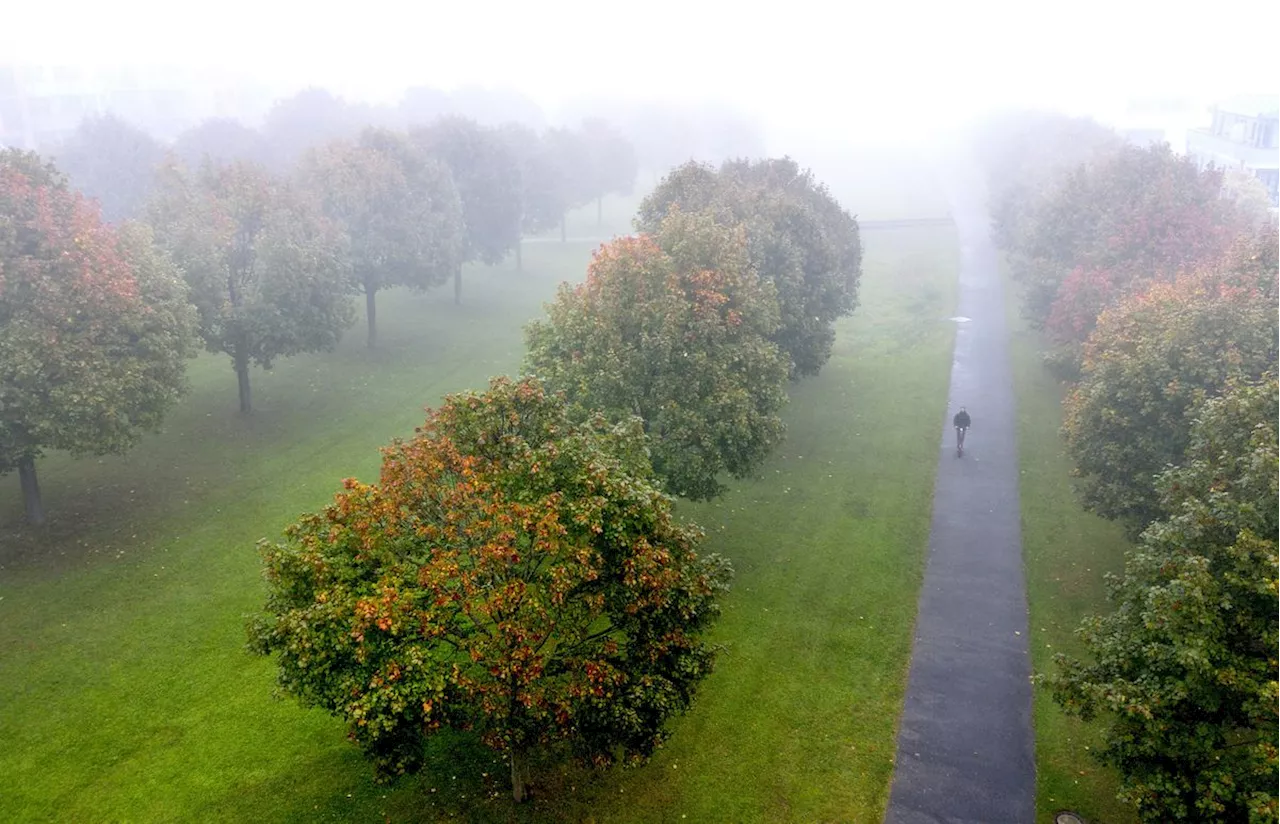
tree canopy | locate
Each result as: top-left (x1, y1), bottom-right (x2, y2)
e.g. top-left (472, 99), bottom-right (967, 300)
top-left (149, 160), bottom-right (354, 413)
top-left (52, 114), bottom-right (167, 224)
top-left (0, 149), bottom-right (198, 524)
top-left (172, 117), bottom-right (276, 171)
top-left (410, 118), bottom-right (522, 302)
top-left (298, 129), bottom-right (464, 346)
top-left (249, 376), bottom-right (731, 802)
top-left (1050, 374), bottom-right (1278, 822)
top-left (637, 157), bottom-right (862, 378)
top-left (525, 208), bottom-right (789, 500)
top-left (1062, 256), bottom-right (1278, 532)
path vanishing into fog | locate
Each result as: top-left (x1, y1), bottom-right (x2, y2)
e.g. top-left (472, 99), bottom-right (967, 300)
top-left (883, 165), bottom-right (1035, 823)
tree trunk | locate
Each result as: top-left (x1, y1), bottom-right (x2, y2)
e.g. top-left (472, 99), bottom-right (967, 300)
top-left (515, 239), bottom-right (523, 272)
top-left (18, 456), bottom-right (44, 526)
top-left (560, 215), bottom-right (566, 243)
top-left (509, 747), bottom-right (528, 803)
top-left (596, 195), bottom-right (603, 231)
top-left (454, 262), bottom-right (463, 305)
top-left (234, 345), bottom-right (252, 414)
top-left (365, 286), bottom-right (378, 348)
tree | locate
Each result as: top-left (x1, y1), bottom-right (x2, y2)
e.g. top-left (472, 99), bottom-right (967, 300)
top-left (411, 118), bottom-right (522, 303)
top-left (525, 208), bottom-right (789, 500)
top-left (1013, 143), bottom-right (1247, 334)
top-left (261, 87), bottom-right (374, 173)
top-left (637, 157), bottom-right (862, 378)
top-left (496, 124), bottom-right (569, 270)
top-left (543, 127), bottom-right (592, 242)
top-left (0, 150), bottom-right (198, 524)
top-left (1049, 374), bottom-right (1278, 822)
top-left (298, 129), bottom-right (464, 347)
top-left (1063, 259), bottom-right (1278, 533)
top-left (172, 117), bottom-right (276, 171)
top-left (249, 376), bottom-right (731, 802)
top-left (578, 119), bottom-right (637, 230)
top-left (969, 110), bottom-right (1122, 250)
top-left (149, 160), bottom-right (354, 413)
top-left (52, 114), bottom-right (166, 223)
top-left (1220, 168), bottom-right (1278, 232)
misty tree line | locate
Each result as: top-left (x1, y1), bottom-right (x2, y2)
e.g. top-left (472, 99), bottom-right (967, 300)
top-left (972, 112), bottom-right (1278, 823)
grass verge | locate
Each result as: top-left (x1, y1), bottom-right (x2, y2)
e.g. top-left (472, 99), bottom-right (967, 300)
top-left (1005, 274), bottom-right (1138, 824)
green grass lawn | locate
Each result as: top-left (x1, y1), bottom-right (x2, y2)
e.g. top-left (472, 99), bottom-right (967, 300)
top-left (1, 188), bottom-right (957, 822)
top-left (1005, 278), bottom-right (1139, 824)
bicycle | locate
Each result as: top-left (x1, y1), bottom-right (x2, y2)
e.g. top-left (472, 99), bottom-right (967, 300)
top-left (955, 426), bottom-right (968, 457)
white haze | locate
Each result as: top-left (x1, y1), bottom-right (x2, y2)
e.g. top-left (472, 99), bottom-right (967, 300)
top-left (3, 0), bottom-right (1276, 151)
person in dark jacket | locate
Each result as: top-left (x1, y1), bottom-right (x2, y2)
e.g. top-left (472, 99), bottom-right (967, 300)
top-left (953, 407), bottom-right (971, 453)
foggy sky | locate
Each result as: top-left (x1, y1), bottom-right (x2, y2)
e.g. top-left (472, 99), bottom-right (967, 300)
top-left (4, 0), bottom-right (1277, 145)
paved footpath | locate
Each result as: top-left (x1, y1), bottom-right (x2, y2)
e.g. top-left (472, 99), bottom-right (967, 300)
top-left (883, 175), bottom-right (1036, 823)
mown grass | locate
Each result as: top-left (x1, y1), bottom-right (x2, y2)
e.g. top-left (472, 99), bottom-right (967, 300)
top-left (1004, 276), bottom-right (1139, 824)
top-left (0, 194), bottom-right (957, 822)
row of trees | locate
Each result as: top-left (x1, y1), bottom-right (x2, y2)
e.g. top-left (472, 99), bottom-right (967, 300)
top-left (250, 156), bottom-right (863, 801)
top-left (974, 113), bottom-right (1278, 822)
top-left (52, 102), bottom-right (638, 237)
top-left (1, 109), bottom-right (637, 523)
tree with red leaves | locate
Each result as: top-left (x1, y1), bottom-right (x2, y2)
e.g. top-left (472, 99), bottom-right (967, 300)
top-left (250, 376), bottom-right (731, 802)
top-left (0, 150), bottom-right (198, 524)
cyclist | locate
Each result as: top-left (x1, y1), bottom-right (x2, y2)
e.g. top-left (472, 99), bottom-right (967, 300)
top-left (952, 407), bottom-right (971, 455)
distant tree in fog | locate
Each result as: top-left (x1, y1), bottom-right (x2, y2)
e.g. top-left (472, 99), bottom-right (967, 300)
top-left (525, 208), bottom-right (789, 500)
top-left (1220, 168), bottom-right (1277, 231)
top-left (496, 123), bottom-right (571, 267)
top-left (261, 88), bottom-right (383, 172)
top-left (411, 118), bottom-right (522, 303)
top-left (52, 114), bottom-right (166, 223)
top-left (542, 127), bottom-right (593, 240)
top-left (638, 157), bottom-right (862, 378)
top-left (578, 119), bottom-right (637, 229)
top-left (298, 129), bottom-right (464, 347)
top-left (149, 160), bottom-right (354, 414)
top-left (971, 110), bottom-right (1122, 251)
top-left (172, 117), bottom-right (276, 170)
top-left (0, 150), bottom-right (198, 525)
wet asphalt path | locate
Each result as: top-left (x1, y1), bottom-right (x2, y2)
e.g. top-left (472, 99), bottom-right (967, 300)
top-left (882, 181), bottom-right (1036, 823)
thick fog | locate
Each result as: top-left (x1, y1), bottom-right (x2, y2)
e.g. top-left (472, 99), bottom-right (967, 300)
top-left (4, 0), bottom-right (1276, 154)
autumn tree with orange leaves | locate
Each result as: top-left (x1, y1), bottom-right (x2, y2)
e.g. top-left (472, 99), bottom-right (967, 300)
top-left (525, 208), bottom-right (789, 500)
top-left (0, 149), bottom-right (198, 524)
top-left (249, 376), bottom-right (731, 802)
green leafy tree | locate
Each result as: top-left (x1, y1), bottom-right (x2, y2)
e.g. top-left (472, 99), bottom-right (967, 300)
top-left (0, 150), bottom-right (198, 524)
top-left (298, 129), bottom-right (464, 347)
top-left (1049, 374), bottom-right (1278, 823)
top-left (410, 118), bottom-right (522, 303)
top-left (149, 160), bottom-right (354, 413)
top-left (52, 114), bottom-right (166, 223)
top-left (637, 157), bottom-right (862, 378)
top-left (525, 208), bottom-right (788, 500)
top-left (1063, 260), bottom-right (1278, 532)
top-left (249, 376), bottom-right (731, 802)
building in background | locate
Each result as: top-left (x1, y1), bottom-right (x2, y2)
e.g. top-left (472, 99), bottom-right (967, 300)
top-left (0, 62), bottom-right (276, 151)
top-left (1187, 95), bottom-right (1279, 205)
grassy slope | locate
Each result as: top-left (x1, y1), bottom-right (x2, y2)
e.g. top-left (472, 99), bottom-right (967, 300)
top-left (1004, 276), bottom-right (1138, 824)
top-left (0, 199), bottom-right (956, 822)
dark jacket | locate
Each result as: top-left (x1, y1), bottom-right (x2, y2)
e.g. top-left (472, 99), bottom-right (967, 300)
top-left (953, 411), bottom-right (971, 429)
